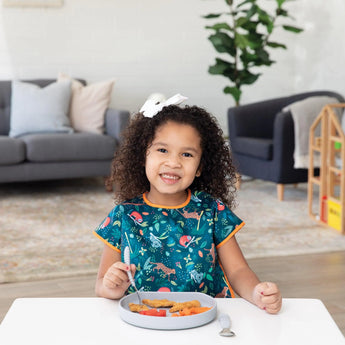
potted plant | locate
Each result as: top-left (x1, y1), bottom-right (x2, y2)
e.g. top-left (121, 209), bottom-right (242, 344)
top-left (203, 0), bottom-right (303, 106)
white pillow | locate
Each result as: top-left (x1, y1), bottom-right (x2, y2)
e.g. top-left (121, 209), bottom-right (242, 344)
top-left (58, 73), bottom-right (115, 134)
top-left (9, 80), bottom-right (73, 138)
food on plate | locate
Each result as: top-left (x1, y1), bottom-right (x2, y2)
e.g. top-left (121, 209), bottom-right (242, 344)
top-left (142, 298), bottom-right (175, 308)
top-left (169, 300), bottom-right (201, 313)
top-left (128, 298), bottom-right (211, 317)
top-left (129, 303), bottom-right (149, 312)
top-left (139, 309), bottom-right (167, 317)
top-left (171, 307), bottom-right (211, 317)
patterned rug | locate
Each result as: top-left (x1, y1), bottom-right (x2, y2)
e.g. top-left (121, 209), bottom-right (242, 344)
top-left (1, 178), bottom-right (345, 283)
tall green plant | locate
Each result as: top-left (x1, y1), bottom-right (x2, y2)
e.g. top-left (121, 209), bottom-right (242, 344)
top-left (203, 0), bottom-right (303, 106)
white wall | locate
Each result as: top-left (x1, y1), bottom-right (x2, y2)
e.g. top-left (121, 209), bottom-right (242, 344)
top-left (0, 0), bottom-right (344, 134)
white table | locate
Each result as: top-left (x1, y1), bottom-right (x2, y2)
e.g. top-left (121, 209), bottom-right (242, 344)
top-left (0, 298), bottom-right (344, 345)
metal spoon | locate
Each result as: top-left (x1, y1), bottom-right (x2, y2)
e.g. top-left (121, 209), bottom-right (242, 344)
top-left (218, 313), bottom-right (236, 337)
top-left (124, 246), bottom-right (142, 305)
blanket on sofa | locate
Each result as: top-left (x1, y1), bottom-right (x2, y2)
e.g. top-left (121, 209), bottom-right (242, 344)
top-left (283, 96), bottom-right (340, 169)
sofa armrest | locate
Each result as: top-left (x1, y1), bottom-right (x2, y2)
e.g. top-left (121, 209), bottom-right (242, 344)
top-left (273, 110), bottom-right (295, 171)
top-left (104, 108), bottom-right (130, 142)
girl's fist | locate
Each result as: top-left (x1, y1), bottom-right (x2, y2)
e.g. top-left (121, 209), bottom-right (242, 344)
top-left (252, 282), bottom-right (282, 314)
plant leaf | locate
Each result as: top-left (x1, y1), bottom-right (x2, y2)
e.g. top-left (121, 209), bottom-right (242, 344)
top-left (241, 20), bottom-right (259, 32)
top-left (208, 58), bottom-right (235, 77)
top-left (202, 13), bottom-right (224, 19)
top-left (235, 32), bottom-right (249, 49)
top-left (276, 8), bottom-right (289, 17)
top-left (275, 0), bottom-right (287, 8)
top-left (238, 69), bottom-right (261, 85)
top-left (257, 9), bottom-right (274, 33)
top-left (205, 22), bottom-right (233, 32)
top-left (245, 32), bottom-right (264, 49)
top-left (236, 16), bottom-right (248, 27)
top-left (256, 49), bottom-right (272, 65)
top-left (224, 86), bottom-right (242, 103)
top-left (238, 0), bottom-right (256, 9)
top-left (267, 41), bottom-right (287, 49)
top-left (208, 32), bottom-right (236, 55)
top-left (246, 4), bottom-right (259, 19)
top-left (282, 25), bottom-right (303, 33)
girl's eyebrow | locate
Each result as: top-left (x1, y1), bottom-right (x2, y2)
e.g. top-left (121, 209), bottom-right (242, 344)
top-left (151, 142), bottom-right (167, 147)
top-left (152, 142), bottom-right (200, 153)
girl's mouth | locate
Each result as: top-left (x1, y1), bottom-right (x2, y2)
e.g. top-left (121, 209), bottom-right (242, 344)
top-left (160, 173), bottom-right (180, 184)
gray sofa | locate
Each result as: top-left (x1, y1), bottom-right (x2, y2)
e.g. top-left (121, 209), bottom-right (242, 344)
top-left (0, 79), bottom-right (130, 184)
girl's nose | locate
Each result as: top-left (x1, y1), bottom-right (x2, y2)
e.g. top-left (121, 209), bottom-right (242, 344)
top-left (165, 154), bottom-right (182, 168)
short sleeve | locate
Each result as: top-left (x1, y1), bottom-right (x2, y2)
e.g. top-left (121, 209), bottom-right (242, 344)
top-left (213, 199), bottom-right (244, 248)
top-left (93, 205), bottom-right (123, 252)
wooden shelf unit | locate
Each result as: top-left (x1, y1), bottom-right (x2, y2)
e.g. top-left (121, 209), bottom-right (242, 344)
top-left (308, 103), bottom-right (345, 235)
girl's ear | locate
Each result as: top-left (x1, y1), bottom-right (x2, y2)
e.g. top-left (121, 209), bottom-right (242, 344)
top-left (195, 166), bottom-right (202, 177)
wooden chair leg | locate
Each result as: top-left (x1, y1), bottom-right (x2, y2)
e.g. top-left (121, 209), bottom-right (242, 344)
top-left (277, 184), bottom-right (284, 201)
top-left (235, 173), bottom-right (241, 190)
top-left (104, 176), bottom-right (113, 192)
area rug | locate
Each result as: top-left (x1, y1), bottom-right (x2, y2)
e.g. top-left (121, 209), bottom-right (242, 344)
top-left (1, 178), bottom-right (345, 283)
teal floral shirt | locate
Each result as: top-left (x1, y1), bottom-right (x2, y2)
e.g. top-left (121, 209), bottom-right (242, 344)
top-left (93, 190), bottom-right (244, 298)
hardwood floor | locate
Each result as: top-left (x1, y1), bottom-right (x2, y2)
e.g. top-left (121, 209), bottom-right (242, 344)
top-left (0, 251), bottom-right (344, 336)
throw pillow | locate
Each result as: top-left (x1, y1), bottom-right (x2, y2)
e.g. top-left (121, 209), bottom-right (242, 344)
top-left (9, 80), bottom-right (73, 138)
top-left (58, 73), bottom-right (115, 134)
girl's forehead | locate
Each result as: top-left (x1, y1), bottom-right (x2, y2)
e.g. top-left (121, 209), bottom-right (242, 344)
top-left (152, 121), bottom-right (202, 149)
top-left (155, 121), bottom-right (200, 139)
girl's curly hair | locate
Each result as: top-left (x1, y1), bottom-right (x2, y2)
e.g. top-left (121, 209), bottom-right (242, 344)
top-left (108, 105), bottom-right (238, 209)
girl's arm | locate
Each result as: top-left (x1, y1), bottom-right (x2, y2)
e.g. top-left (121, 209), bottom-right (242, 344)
top-left (217, 236), bottom-right (282, 314)
top-left (95, 244), bottom-right (135, 299)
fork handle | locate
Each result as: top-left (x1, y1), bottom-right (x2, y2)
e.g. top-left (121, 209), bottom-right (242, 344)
top-left (124, 246), bottom-right (136, 288)
top-left (219, 313), bottom-right (231, 329)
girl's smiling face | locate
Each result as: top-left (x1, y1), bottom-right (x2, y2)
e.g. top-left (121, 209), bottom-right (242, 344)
top-left (145, 121), bottom-right (202, 206)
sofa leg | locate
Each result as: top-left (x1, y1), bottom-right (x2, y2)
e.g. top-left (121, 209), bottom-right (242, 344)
top-left (277, 184), bottom-right (284, 201)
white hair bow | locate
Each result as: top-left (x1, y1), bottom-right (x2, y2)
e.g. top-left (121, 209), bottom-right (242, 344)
top-left (140, 93), bottom-right (188, 118)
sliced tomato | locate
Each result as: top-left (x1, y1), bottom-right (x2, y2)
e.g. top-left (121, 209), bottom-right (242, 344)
top-left (139, 308), bottom-right (166, 317)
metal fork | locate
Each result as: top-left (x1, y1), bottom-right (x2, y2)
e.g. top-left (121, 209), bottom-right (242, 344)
top-left (218, 313), bottom-right (236, 337)
top-left (124, 246), bottom-right (142, 304)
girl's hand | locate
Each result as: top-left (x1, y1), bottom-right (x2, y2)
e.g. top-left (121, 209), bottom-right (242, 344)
top-left (252, 282), bottom-right (282, 314)
top-left (103, 262), bottom-right (136, 290)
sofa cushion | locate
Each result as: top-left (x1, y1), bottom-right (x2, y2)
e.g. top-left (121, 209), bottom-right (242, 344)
top-left (233, 137), bottom-right (273, 160)
top-left (58, 73), bottom-right (115, 134)
top-left (9, 80), bottom-right (73, 137)
top-left (0, 135), bottom-right (25, 165)
top-left (22, 133), bottom-right (117, 162)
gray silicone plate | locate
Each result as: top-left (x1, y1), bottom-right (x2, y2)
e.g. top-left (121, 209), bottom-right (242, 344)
top-left (119, 291), bottom-right (217, 330)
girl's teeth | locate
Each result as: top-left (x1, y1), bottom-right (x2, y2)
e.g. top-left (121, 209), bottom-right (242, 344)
top-left (162, 174), bottom-right (179, 180)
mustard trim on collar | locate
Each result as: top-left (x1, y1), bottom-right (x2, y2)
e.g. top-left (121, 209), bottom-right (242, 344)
top-left (143, 189), bottom-right (191, 209)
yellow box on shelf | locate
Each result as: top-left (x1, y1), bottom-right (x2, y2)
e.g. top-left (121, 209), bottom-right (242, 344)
top-left (327, 199), bottom-right (342, 232)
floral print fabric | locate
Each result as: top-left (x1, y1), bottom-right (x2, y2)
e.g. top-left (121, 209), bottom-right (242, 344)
top-left (94, 190), bottom-right (244, 298)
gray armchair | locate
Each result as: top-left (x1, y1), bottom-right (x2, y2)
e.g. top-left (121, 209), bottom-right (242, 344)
top-left (228, 90), bottom-right (345, 200)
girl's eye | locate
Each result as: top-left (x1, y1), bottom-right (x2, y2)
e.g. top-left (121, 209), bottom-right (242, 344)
top-left (158, 148), bottom-right (167, 153)
top-left (182, 152), bottom-right (193, 157)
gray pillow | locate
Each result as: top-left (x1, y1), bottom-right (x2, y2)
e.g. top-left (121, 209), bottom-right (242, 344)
top-left (9, 80), bottom-right (73, 137)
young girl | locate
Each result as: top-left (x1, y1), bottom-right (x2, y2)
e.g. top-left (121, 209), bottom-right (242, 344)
top-left (94, 95), bottom-right (282, 314)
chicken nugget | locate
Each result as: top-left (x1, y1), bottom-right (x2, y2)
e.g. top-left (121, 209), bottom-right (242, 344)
top-left (142, 298), bottom-right (175, 308)
top-left (169, 300), bottom-right (201, 313)
top-left (129, 303), bottom-right (150, 312)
